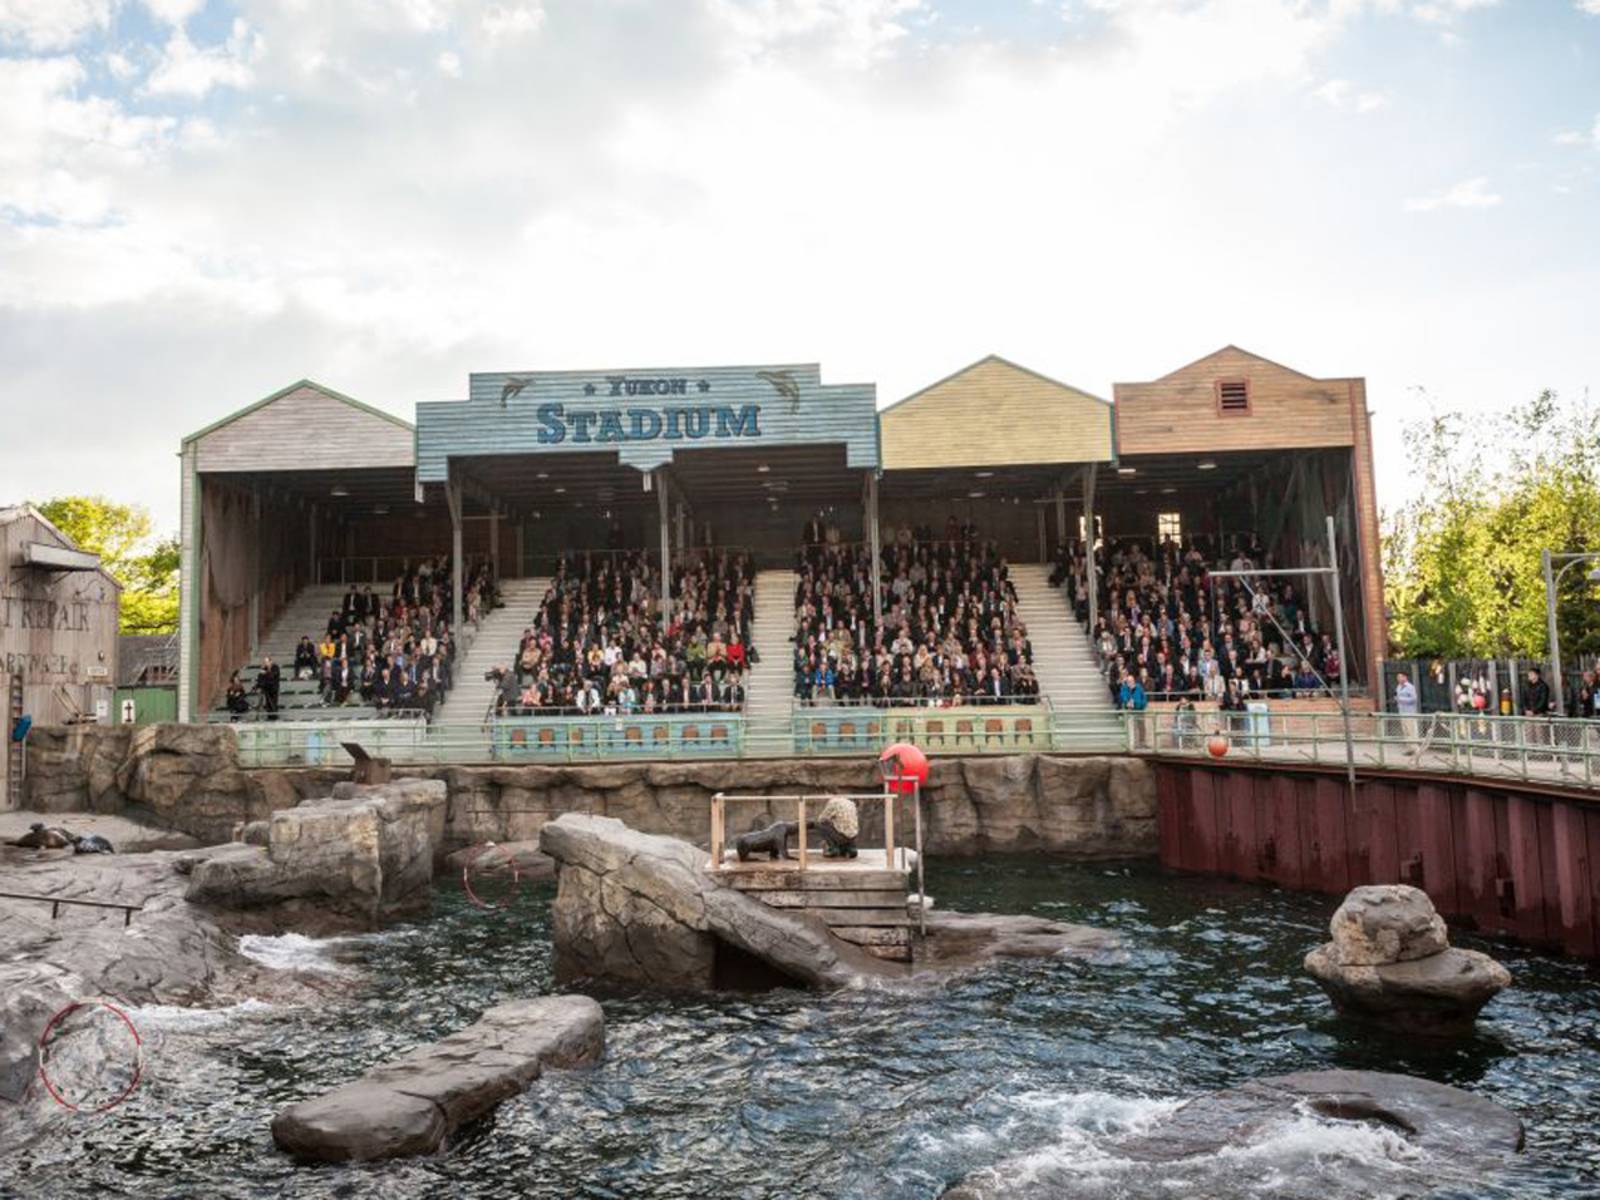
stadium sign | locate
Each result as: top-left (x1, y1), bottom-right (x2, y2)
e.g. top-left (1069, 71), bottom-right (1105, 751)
top-left (533, 402), bottom-right (762, 445)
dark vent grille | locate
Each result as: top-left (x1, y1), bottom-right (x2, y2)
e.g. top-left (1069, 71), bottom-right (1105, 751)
top-left (1218, 380), bottom-right (1250, 412)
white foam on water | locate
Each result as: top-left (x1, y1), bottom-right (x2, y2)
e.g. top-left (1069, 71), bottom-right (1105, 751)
top-left (128, 999), bottom-right (276, 1029)
top-left (237, 932), bottom-right (357, 975)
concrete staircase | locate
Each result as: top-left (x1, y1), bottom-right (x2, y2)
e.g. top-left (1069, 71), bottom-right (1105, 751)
top-left (1009, 563), bottom-right (1125, 751)
top-left (745, 569), bottom-right (798, 755)
top-left (433, 577), bottom-right (551, 726)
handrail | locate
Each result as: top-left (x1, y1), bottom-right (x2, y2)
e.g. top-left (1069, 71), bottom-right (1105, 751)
top-left (0, 890), bottom-right (144, 927)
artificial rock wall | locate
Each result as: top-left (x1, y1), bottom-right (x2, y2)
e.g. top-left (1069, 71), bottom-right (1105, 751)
top-left (24, 725), bottom-right (1159, 860)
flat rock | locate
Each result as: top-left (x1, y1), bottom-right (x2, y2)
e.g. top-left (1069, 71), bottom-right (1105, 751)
top-left (271, 995), bottom-right (604, 1162)
top-left (943, 1070), bottom-right (1524, 1200)
top-left (1305, 944), bottom-right (1512, 1036)
top-left (443, 841), bottom-right (555, 881)
top-left (0, 811), bottom-right (199, 854)
top-left (915, 911), bottom-right (1120, 973)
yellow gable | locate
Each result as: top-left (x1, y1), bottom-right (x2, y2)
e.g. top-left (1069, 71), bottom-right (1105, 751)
top-left (880, 356), bottom-right (1114, 471)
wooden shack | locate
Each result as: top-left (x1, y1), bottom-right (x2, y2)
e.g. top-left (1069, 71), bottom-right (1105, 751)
top-left (1, 505), bottom-right (121, 809)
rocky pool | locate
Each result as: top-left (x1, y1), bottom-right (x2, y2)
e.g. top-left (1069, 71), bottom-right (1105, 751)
top-left (4, 859), bottom-right (1599, 1199)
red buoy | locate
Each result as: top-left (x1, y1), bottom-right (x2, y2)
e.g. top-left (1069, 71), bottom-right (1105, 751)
top-left (1207, 735), bottom-right (1230, 759)
top-left (879, 742), bottom-right (929, 793)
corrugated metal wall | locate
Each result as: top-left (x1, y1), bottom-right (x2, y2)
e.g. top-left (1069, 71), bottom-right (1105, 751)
top-left (1155, 760), bottom-right (1599, 959)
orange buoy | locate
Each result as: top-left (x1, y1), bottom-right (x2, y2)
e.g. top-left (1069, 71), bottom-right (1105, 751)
top-left (1206, 735), bottom-right (1230, 759)
top-left (879, 742), bottom-right (929, 793)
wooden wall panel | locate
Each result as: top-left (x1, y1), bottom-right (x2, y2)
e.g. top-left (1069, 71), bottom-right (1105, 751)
top-left (881, 356), bottom-right (1113, 470)
top-left (195, 385), bottom-right (414, 473)
top-left (1113, 347), bottom-right (1357, 457)
top-left (1153, 760), bottom-right (1600, 960)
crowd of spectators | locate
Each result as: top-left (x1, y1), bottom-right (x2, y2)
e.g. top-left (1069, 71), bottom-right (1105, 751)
top-left (1052, 533), bottom-right (1341, 709)
top-left (225, 557), bottom-right (495, 722)
top-left (491, 548), bottom-right (754, 716)
top-left (794, 518), bottom-right (1040, 707)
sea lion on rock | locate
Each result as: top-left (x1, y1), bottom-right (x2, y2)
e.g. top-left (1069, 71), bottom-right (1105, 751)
top-left (72, 834), bottom-right (115, 855)
top-left (8, 823), bottom-right (77, 850)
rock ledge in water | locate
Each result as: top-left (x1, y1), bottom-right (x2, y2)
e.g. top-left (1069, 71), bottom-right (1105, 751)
top-left (943, 1069), bottom-right (1523, 1199)
top-left (270, 994), bottom-right (604, 1162)
top-left (1305, 885), bottom-right (1510, 1035)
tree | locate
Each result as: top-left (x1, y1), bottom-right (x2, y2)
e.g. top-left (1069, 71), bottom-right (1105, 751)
top-left (34, 496), bottom-right (179, 635)
top-left (1383, 389), bottom-right (1600, 664)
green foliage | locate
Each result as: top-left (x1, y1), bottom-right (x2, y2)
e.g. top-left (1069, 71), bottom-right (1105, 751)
top-left (1382, 389), bottom-right (1600, 661)
top-left (34, 496), bottom-right (179, 635)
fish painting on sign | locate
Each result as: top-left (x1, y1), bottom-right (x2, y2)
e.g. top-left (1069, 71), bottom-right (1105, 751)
top-left (757, 370), bottom-right (802, 414)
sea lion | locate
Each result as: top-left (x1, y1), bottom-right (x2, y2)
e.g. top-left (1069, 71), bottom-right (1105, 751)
top-left (72, 834), bottom-right (115, 855)
top-left (735, 820), bottom-right (798, 862)
top-left (8, 822), bottom-right (77, 850)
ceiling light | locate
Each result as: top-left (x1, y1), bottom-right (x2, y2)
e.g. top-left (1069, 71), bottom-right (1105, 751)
top-left (554, 486), bottom-right (566, 494)
top-left (330, 485), bottom-right (350, 497)
top-left (975, 470), bottom-right (994, 479)
top-left (1160, 487), bottom-right (1176, 495)
top-left (969, 490), bottom-right (986, 499)
top-left (1117, 467), bottom-right (1136, 476)
top-left (1135, 489), bottom-right (1149, 496)
top-left (1197, 460), bottom-right (1217, 471)
top-left (373, 505), bottom-right (389, 515)
top-left (757, 463), bottom-right (770, 473)
top-left (536, 472), bottom-right (549, 480)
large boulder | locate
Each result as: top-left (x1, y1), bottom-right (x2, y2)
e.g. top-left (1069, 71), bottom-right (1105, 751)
top-left (1305, 885), bottom-right (1511, 1035)
top-left (943, 1070), bottom-right (1524, 1199)
top-left (185, 780), bottom-right (447, 925)
top-left (271, 995), bottom-right (604, 1162)
top-left (539, 813), bottom-right (897, 990)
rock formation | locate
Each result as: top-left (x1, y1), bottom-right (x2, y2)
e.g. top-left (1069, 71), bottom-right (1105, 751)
top-left (539, 813), bottom-right (895, 989)
top-left (1304, 885), bottom-right (1511, 1035)
top-left (442, 840), bottom-right (555, 882)
top-left (943, 1070), bottom-right (1524, 1199)
top-left (185, 780), bottom-right (447, 926)
top-left (539, 814), bottom-right (1115, 990)
top-left (26, 724), bottom-right (1159, 861)
top-left (271, 995), bottom-right (604, 1162)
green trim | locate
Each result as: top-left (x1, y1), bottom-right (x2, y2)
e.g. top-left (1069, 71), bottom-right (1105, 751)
top-left (181, 379), bottom-right (415, 445)
top-left (879, 353), bottom-right (1113, 419)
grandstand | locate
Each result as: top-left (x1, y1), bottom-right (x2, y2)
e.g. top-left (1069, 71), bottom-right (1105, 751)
top-left (177, 349), bottom-right (1386, 759)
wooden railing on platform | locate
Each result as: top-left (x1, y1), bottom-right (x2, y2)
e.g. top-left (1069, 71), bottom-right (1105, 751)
top-left (709, 792), bottom-right (907, 875)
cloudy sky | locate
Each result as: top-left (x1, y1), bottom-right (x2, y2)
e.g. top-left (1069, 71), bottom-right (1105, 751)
top-left (2, 0), bottom-right (1597, 533)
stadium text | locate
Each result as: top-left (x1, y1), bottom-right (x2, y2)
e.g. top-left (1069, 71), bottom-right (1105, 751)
top-left (534, 403), bottom-right (763, 444)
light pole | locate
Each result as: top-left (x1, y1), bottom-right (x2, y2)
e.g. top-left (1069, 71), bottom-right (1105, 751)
top-left (1210, 515), bottom-right (1356, 787)
top-left (1542, 550), bottom-right (1600, 717)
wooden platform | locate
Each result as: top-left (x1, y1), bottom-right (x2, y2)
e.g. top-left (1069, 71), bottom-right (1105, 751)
top-left (710, 848), bottom-right (917, 962)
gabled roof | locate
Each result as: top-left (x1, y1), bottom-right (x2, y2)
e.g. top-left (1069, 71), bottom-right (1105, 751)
top-left (880, 353), bottom-right (1110, 416)
top-left (182, 379), bottom-right (414, 446)
top-left (1149, 344), bottom-right (1318, 385)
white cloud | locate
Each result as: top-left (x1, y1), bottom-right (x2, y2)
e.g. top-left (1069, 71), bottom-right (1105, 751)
top-left (105, 49), bottom-right (140, 80)
top-left (1314, 77), bottom-right (1389, 113)
top-left (480, 2), bottom-right (543, 41)
top-left (0, 0), bottom-right (115, 51)
top-left (1576, 0), bottom-right (1600, 14)
top-left (1405, 176), bottom-right (1503, 211)
top-left (141, 0), bottom-right (207, 25)
top-left (437, 49), bottom-right (461, 77)
top-left (1412, 0), bottom-right (1498, 22)
top-left (144, 18), bottom-right (262, 97)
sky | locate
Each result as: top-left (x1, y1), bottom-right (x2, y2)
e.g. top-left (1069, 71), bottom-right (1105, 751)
top-left (1, 0), bottom-right (1597, 534)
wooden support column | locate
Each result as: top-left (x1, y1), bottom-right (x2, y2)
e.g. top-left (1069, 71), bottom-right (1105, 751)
top-left (489, 509), bottom-right (500, 581)
top-left (515, 522), bottom-right (525, 580)
top-left (446, 474), bottom-right (464, 637)
top-left (1083, 464), bottom-right (1099, 634)
top-left (657, 469), bottom-right (672, 627)
top-left (867, 473), bottom-right (883, 629)
top-left (248, 488), bottom-right (262, 659)
top-left (308, 503), bottom-right (318, 586)
top-left (1053, 486), bottom-right (1067, 551)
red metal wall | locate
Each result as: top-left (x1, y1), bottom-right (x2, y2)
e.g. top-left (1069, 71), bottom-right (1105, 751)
top-left (1155, 761), bottom-right (1600, 959)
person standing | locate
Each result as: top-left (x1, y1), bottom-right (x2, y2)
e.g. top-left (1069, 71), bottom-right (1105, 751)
top-left (1394, 671), bottom-right (1419, 743)
top-left (255, 656), bottom-right (281, 721)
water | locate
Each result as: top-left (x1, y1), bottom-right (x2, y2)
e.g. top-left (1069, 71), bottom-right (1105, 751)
top-left (5, 859), bottom-right (1600, 1199)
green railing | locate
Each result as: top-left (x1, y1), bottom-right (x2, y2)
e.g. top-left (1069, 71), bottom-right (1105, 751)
top-left (225, 705), bottom-right (1600, 793)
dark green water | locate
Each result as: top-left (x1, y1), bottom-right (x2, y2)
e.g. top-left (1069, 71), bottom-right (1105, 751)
top-left (5, 860), bottom-right (1599, 1199)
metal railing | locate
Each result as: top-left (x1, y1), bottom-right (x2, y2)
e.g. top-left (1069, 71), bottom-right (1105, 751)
top-left (1133, 708), bottom-right (1600, 788)
top-left (223, 704), bottom-right (1600, 792)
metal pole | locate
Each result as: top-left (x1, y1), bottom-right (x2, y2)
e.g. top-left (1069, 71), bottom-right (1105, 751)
top-left (448, 479), bottom-right (464, 639)
top-left (1543, 549), bottom-right (1565, 717)
top-left (1083, 464), bottom-right (1099, 635)
top-left (1327, 516), bottom-right (1356, 788)
top-left (913, 778), bottom-right (926, 938)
